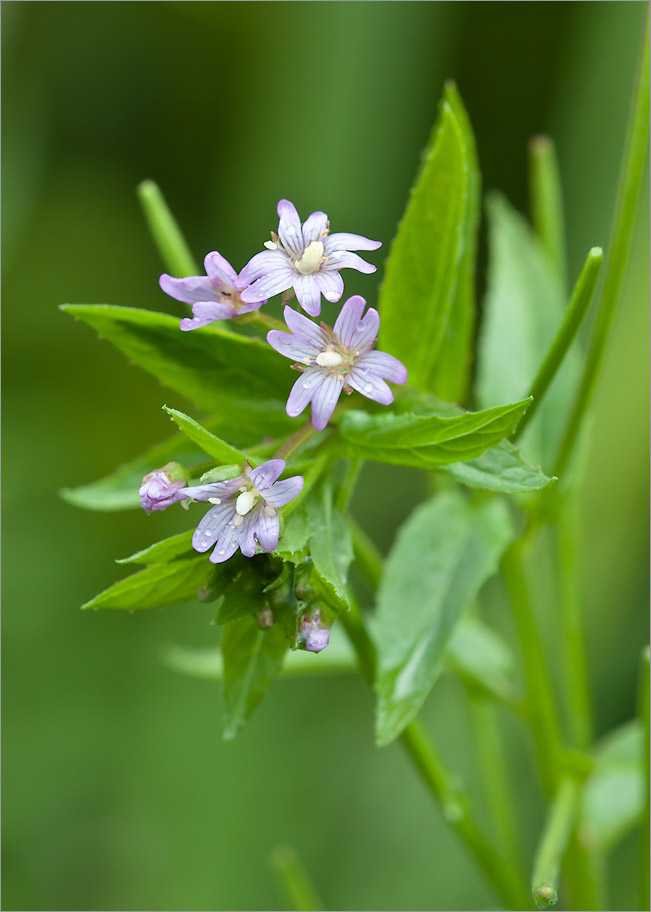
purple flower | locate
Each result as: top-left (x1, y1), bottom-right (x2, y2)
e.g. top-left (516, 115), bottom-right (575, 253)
top-left (239, 199), bottom-right (381, 317)
top-left (160, 251), bottom-right (267, 331)
top-left (139, 464), bottom-right (187, 513)
top-left (300, 608), bottom-right (331, 653)
top-left (267, 296), bottom-right (408, 431)
top-left (180, 459), bottom-right (304, 564)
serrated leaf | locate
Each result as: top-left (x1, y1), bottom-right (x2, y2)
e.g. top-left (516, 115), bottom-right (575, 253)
top-left (430, 83), bottom-right (481, 402)
top-left (445, 615), bottom-right (517, 704)
top-left (476, 195), bottom-right (580, 467)
top-left (441, 440), bottom-right (555, 493)
top-left (117, 530), bottom-right (195, 564)
top-left (337, 398), bottom-right (531, 467)
top-left (374, 491), bottom-right (514, 746)
top-left (378, 96), bottom-right (468, 392)
top-left (82, 556), bottom-right (212, 611)
top-left (61, 304), bottom-right (296, 438)
top-left (221, 615), bottom-right (288, 739)
top-left (162, 405), bottom-right (250, 465)
top-left (580, 720), bottom-right (645, 851)
top-left (306, 485), bottom-right (353, 610)
top-left (273, 507), bottom-right (311, 564)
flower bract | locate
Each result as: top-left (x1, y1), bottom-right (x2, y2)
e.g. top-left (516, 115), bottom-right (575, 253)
top-left (180, 460), bottom-right (304, 563)
top-left (239, 199), bottom-right (381, 317)
top-left (267, 296), bottom-right (408, 430)
top-left (160, 251), bottom-right (267, 330)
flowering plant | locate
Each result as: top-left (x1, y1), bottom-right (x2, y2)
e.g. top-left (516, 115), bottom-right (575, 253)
top-left (63, 70), bottom-right (649, 912)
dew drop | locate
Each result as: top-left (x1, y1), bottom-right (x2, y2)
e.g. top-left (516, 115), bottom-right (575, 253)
top-left (285, 226), bottom-right (295, 234)
top-left (356, 320), bottom-right (366, 330)
top-left (302, 380), bottom-right (312, 389)
top-left (218, 548), bottom-right (226, 555)
top-left (364, 383), bottom-right (373, 393)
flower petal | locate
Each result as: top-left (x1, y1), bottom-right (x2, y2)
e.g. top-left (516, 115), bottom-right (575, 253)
top-left (254, 511), bottom-right (280, 552)
top-left (333, 295), bottom-right (367, 348)
top-left (356, 350), bottom-right (408, 384)
top-left (192, 503), bottom-right (236, 553)
top-left (239, 248), bottom-right (290, 282)
top-left (240, 267), bottom-right (297, 303)
top-left (267, 329), bottom-right (322, 362)
top-left (313, 270), bottom-right (344, 303)
top-left (236, 299), bottom-right (267, 315)
top-left (277, 199), bottom-right (304, 258)
top-left (311, 373), bottom-right (344, 430)
top-left (348, 368), bottom-right (394, 406)
top-left (349, 306), bottom-right (380, 352)
top-left (182, 478), bottom-right (243, 503)
top-left (248, 458), bottom-right (285, 491)
top-left (209, 524), bottom-right (241, 563)
top-left (263, 476), bottom-right (304, 509)
top-left (284, 306), bottom-right (330, 348)
top-left (180, 300), bottom-right (235, 331)
top-left (294, 274), bottom-right (323, 317)
top-left (323, 250), bottom-right (376, 274)
top-left (286, 367), bottom-right (325, 419)
top-left (238, 508), bottom-right (261, 557)
top-left (324, 232), bottom-right (382, 252)
top-left (302, 210), bottom-right (329, 246)
top-left (204, 251), bottom-right (238, 291)
top-left (159, 274), bottom-right (218, 305)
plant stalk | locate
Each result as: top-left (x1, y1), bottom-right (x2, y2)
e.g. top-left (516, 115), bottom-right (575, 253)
top-left (531, 776), bottom-right (580, 909)
top-left (638, 646), bottom-right (650, 912)
top-left (137, 179), bottom-right (198, 277)
top-left (528, 135), bottom-right (567, 288)
top-left (270, 845), bottom-right (323, 912)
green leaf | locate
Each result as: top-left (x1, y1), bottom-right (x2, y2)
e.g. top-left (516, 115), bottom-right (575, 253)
top-left (61, 304), bottom-right (296, 438)
top-left (441, 440), bottom-right (555, 493)
top-left (61, 426), bottom-right (204, 511)
top-left (117, 529), bottom-right (195, 564)
top-left (337, 398), bottom-right (531, 467)
top-left (580, 720), bottom-right (645, 851)
top-left (378, 92), bottom-right (469, 392)
top-left (476, 195), bottom-right (580, 467)
top-left (306, 485), bottom-right (354, 610)
top-left (374, 491), bottom-right (514, 746)
top-left (82, 556), bottom-right (212, 611)
top-left (430, 83), bottom-right (481, 402)
top-left (221, 615), bottom-right (288, 739)
top-left (162, 405), bottom-right (249, 465)
top-left (273, 507), bottom-right (311, 564)
top-left (445, 615), bottom-right (517, 704)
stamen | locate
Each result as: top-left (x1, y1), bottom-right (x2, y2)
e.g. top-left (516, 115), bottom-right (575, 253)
top-left (264, 240), bottom-right (278, 250)
top-left (236, 491), bottom-right (257, 515)
top-left (316, 350), bottom-right (344, 368)
top-left (208, 497), bottom-right (222, 505)
top-left (295, 241), bottom-right (325, 275)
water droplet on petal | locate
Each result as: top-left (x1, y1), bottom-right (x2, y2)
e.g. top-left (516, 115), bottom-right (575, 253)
top-left (356, 320), bottom-right (366, 330)
top-left (285, 226), bottom-right (295, 234)
top-left (218, 548), bottom-right (226, 555)
top-left (302, 380), bottom-right (312, 389)
top-left (364, 383), bottom-right (373, 393)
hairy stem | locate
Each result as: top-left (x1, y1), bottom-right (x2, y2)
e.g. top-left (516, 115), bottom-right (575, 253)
top-left (555, 7), bottom-right (650, 477)
top-left (137, 180), bottom-right (198, 277)
top-left (274, 422), bottom-right (319, 463)
top-left (270, 845), bottom-right (323, 912)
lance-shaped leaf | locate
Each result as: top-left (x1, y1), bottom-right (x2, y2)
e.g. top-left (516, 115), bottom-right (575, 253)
top-left (162, 406), bottom-right (250, 465)
top-left (441, 440), bottom-right (555, 493)
top-left (61, 304), bottom-right (296, 437)
top-left (445, 614), bottom-right (518, 705)
top-left (221, 615), bottom-right (288, 740)
top-left (476, 195), bottom-right (580, 467)
top-left (337, 398), bottom-right (531, 467)
top-left (378, 90), bottom-right (469, 392)
top-left (430, 83), bottom-right (481, 402)
top-left (117, 530), bottom-right (195, 565)
top-left (82, 556), bottom-right (213, 611)
top-left (579, 720), bottom-right (645, 852)
top-left (306, 484), bottom-right (354, 610)
top-left (374, 491), bottom-right (514, 746)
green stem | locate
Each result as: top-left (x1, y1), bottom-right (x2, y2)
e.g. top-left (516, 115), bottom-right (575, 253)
top-left (555, 7), bottom-right (650, 478)
top-left (274, 422), bottom-right (320, 463)
top-left (557, 494), bottom-right (593, 749)
top-left (638, 646), bottom-right (650, 912)
top-left (501, 543), bottom-right (563, 795)
top-left (335, 458), bottom-right (363, 513)
top-left (468, 693), bottom-right (523, 872)
top-left (349, 516), bottom-right (383, 590)
top-left (339, 603), bottom-right (529, 911)
top-left (531, 776), bottom-right (580, 909)
top-left (137, 180), bottom-right (198, 277)
top-left (528, 135), bottom-right (567, 288)
top-left (242, 310), bottom-right (286, 332)
top-left (270, 845), bottom-right (323, 912)
top-left (512, 248), bottom-right (603, 443)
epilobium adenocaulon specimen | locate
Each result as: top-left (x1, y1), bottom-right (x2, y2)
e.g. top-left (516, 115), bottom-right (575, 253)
top-left (300, 608), bottom-right (331, 653)
top-left (239, 199), bottom-right (381, 317)
top-left (267, 295), bottom-right (408, 431)
top-left (139, 463), bottom-right (187, 513)
top-left (160, 251), bottom-right (267, 331)
top-left (179, 460), bottom-right (304, 563)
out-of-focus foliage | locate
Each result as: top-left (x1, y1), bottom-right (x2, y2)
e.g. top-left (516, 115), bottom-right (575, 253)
top-left (3, 3), bottom-right (648, 911)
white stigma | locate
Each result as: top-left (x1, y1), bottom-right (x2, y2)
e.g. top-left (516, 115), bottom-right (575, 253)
top-left (236, 491), bottom-right (256, 515)
top-left (264, 240), bottom-right (278, 250)
top-left (296, 240), bottom-right (324, 275)
top-left (316, 349), bottom-right (344, 368)
top-left (208, 497), bottom-right (222, 505)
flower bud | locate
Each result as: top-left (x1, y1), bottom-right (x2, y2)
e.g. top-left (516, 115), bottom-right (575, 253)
top-left (300, 608), bottom-right (330, 653)
top-left (139, 463), bottom-right (187, 513)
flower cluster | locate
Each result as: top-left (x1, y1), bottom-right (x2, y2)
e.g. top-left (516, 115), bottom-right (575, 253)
top-left (147, 198), bottom-right (407, 577)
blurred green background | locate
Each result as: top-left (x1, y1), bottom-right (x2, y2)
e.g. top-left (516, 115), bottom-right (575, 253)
top-left (3, 3), bottom-right (648, 910)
